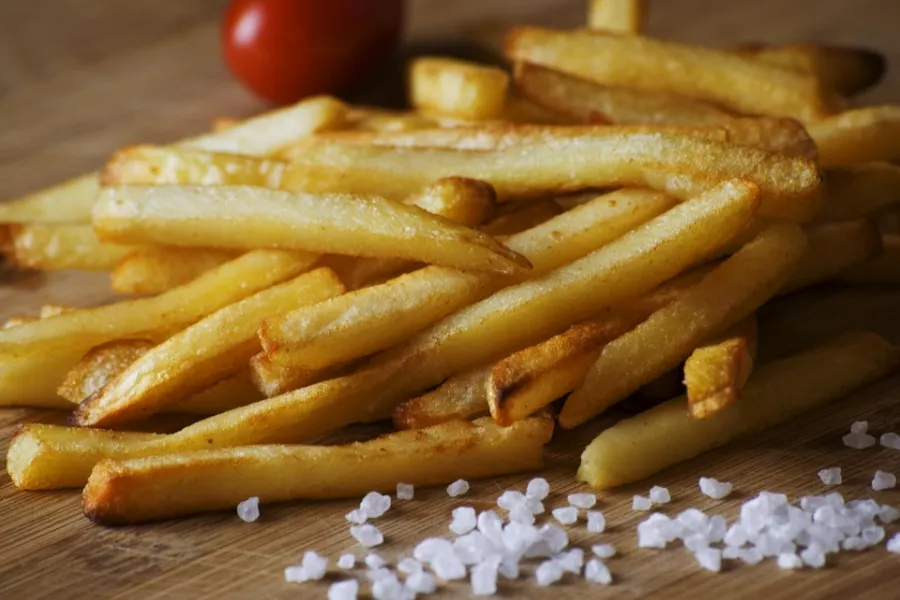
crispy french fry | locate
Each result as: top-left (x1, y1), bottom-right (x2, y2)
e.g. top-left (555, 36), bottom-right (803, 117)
top-left (839, 235), bottom-right (900, 285)
top-left (505, 27), bottom-right (835, 122)
top-left (808, 106), bottom-right (900, 166)
top-left (259, 189), bottom-right (676, 369)
top-left (2, 316), bottom-right (38, 330)
top-left (283, 130), bottom-right (821, 221)
top-left (93, 186), bottom-right (526, 275)
top-left (1, 224), bottom-right (139, 271)
top-left (480, 200), bottom-right (562, 236)
top-left (561, 222), bottom-right (807, 428)
top-left (73, 269), bottom-right (344, 427)
top-left (818, 163), bottom-right (900, 222)
top-left (780, 219), bottom-right (883, 294)
top-left (579, 331), bottom-right (900, 489)
top-left (684, 316), bottom-right (758, 419)
top-left (249, 352), bottom-right (343, 397)
top-left (111, 247), bottom-right (240, 295)
top-left (587, 0), bottom-right (647, 33)
top-left (0, 174), bottom-right (99, 225)
top-left (393, 366), bottom-right (492, 429)
top-left (408, 57), bottom-right (510, 120)
top-left (340, 106), bottom-right (440, 133)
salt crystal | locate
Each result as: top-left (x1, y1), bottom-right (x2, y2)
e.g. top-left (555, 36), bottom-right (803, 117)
top-left (568, 493), bottom-right (597, 509)
top-left (677, 508), bottom-right (709, 534)
top-left (509, 503), bottom-right (536, 525)
top-left (328, 579), bottom-right (359, 600)
top-left (843, 432), bottom-right (876, 449)
top-left (879, 505), bottom-right (900, 524)
top-left (684, 534), bottom-right (710, 553)
top-left (592, 543), bottom-right (616, 559)
top-left (699, 477), bottom-right (732, 500)
top-left (453, 531), bottom-right (494, 565)
top-left (372, 574), bottom-right (405, 600)
top-left (366, 567), bottom-right (394, 582)
top-left (338, 553), bottom-right (356, 569)
top-left (470, 556), bottom-right (501, 596)
top-left (777, 552), bottom-right (803, 570)
top-left (361, 492), bottom-right (392, 519)
top-left (586, 511), bottom-right (606, 533)
top-left (396, 483), bottom-right (414, 500)
top-left (497, 490), bottom-right (527, 511)
top-left (527, 478), bottom-right (550, 500)
top-left (649, 486), bottom-right (671, 504)
top-left (236, 496), bottom-right (260, 522)
top-left (526, 496), bottom-right (546, 515)
top-left (873, 470), bottom-right (897, 491)
top-left (414, 538), bottom-right (454, 563)
top-left (887, 533), bottom-right (900, 553)
top-left (800, 495), bottom-right (827, 514)
top-left (538, 524), bottom-right (569, 554)
top-left (851, 420), bottom-right (869, 434)
top-left (584, 558), bottom-right (612, 584)
top-left (862, 525), bottom-right (886, 546)
top-left (535, 560), bottom-right (564, 586)
top-left (632, 495), bottom-right (652, 511)
top-left (800, 544), bottom-right (826, 569)
top-left (740, 547), bottom-right (764, 565)
top-left (880, 432), bottom-right (900, 450)
top-left (450, 506), bottom-right (477, 535)
top-left (498, 555), bottom-right (520, 580)
top-left (432, 553), bottom-right (467, 580)
top-left (694, 547), bottom-right (721, 572)
top-left (825, 492), bottom-right (845, 509)
top-left (707, 515), bottom-right (727, 543)
top-left (365, 553), bottom-right (386, 569)
top-left (637, 519), bottom-right (668, 549)
top-left (477, 511), bottom-right (505, 547)
top-left (555, 548), bottom-right (584, 574)
top-left (284, 551), bottom-right (328, 582)
top-left (843, 536), bottom-right (866, 551)
top-left (351, 524), bottom-right (384, 547)
top-left (553, 507), bottom-right (579, 526)
top-left (503, 522), bottom-right (541, 557)
top-left (722, 545), bottom-right (741, 560)
top-left (397, 557), bottom-right (422, 575)
top-left (818, 467), bottom-right (842, 486)
top-left (346, 508), bottom-right (368, 525)
top-left (724, 524), bottom-right (748, 547)
top-left (447, 479), bottom-right (470, 497)
top-left (405, 571), bottom-right (436, 594)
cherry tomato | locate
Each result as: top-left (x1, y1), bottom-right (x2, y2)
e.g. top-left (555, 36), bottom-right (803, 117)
top-left (222, 0), bottom-right (404, 105)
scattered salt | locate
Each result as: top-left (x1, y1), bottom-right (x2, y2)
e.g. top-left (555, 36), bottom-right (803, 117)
top-left (413, 538), bottom-right (453, 563)
top-left (477, 511), bottom-right (505, 547)
top-left (447, 479), bottom-right (470, 497)
top-left (328, 579), bottom-right (359, 600)
top-left (843, 432), bottom-right (876, 449)
top-left (498, 555), bottom-right (520, 580)
top-left (722, 545), bottom-right (741, 560)
top-left (346, 508), bottom-right (368, 525)
top-left (584, 558), bottom-right (612, 584)
top-left (397, 557), bottom-right (422, 575)
top-left (535, 560), bottom-right (564, 586)
top-left (453, 531), bottom-right (494, 565)
top-left (285, 551), bottom-right (328, 582)
top-left (843, 536), bottom-right (866, 551)
top-left (470, 555), bottom-right (501, 596)
top-left (818, 467), bottom-right (842, 486)
top-left (432, 552), bottom-right (467, 580)
top-left (649, 486), bottom-right (671, 504)
top-left (337, 553), bottom-right (356, 569)
top-left (800, 544), bottom-right (826, 568)
top-left (366, 567), bottom-right (393, 582)
top-left (553, 506), bottom-right (579, 526)
top-left (873, 470), bottom-right (897, 491)
top-left (739, 547), bottom-right (764, 565)
top-left (509, 503), bottom-right (536, 525)
top-left (568, 493), bottom-right (597, 509)
top-left (699, 477), bottom-right (733, 500)
top-left (497, 490), bottom-right (527, 511)
top-left (450, 506), bottom-right (477, 535)
top-left (586, 511), bottom-right (606, 533)
top-left (405, 571), bottom-right (436, 594)
top-left (879, 505), bottom-right (900, 524)
top-left (526, 478), bottom-right (550, 500)
top-left (880, 432), bottom-right (900, 450)
top-left (694, 547), bottom-right (722, 572)
top-left (236, 496), bottom-right (260, 522)
top-left (707, 515), bottom-right (727, 543)
top-left (887, 533), bottom-right (900, 553)
top-left (365, 553), bottom-right (386, 569)
top-left (724, 523), bottom-right (748, 547)
top-left (371, 574), bottom-right (405, 600)
top-left (851, 420), bottom-right (869, 434)
top-left (862, 525), bottom-right (885, 546)
top-left (632, 495), bottom-right (652, 511)
top-left (677, 509), bottom-right (709, 534)
top-left (592, 543), bottom-right (616, 559)
top-left (396, 483), bottom-right (414, 500)
top-left (538, 524), bottom-right (570, 554)
top-left (351, 524), bottom-right (384, 547)
top-left (776, 552), bottom-right (803, 570)
top-left (361, 492), bottom-right (392, 519)
top-left (555, 548), bottom-right (584, 574)
top-left (684, 534), bottom-right (709, 553)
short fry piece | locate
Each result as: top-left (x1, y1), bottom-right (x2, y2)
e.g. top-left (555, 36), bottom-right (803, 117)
top-left (684, 316), bottom-right (758, 419)
top-left (587, 0), bottom-right (647, 33)
top-left (561, 222), bottom-right (807, 428)
top-left (393, 367), bottom-right (492, 429)
top-left (1, 224), bottom-right (139, 271)
top-left (579, 331), bottom-right (900, 489)
top-left (839, 235), bottom-right (900, 285)
top-left (111, 248), bottom-right (239, 295)
top-left (82, 417), bottom-right (553, 524)
top-left (408, 57), bottom-right (510, 120)
top-left (819, 163), bottom-right (900, 222)
top-left (249, 352), bottom-right (342, 397)
top-left (808, 106), bottom-right (900, 166)
top-left (94, 186), bottom-right (527, 275)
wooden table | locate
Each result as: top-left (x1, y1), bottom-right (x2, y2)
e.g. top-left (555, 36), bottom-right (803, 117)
top-left (2, 1), bottom-right (900, 598)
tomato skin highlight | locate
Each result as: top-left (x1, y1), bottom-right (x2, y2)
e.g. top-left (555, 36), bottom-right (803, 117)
top-left (222, 0), bottom-right (405, 105)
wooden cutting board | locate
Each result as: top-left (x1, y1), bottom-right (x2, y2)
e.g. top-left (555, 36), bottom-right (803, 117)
top-left (3, 1), bottom-right (900, 598)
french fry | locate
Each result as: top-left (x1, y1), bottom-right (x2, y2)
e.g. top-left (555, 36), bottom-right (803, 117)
top-left (587, 0), bottom-right (647, 33)
top-left (500, 96), bottom-right (575, 125)
top-left (808, 106), bottom-right (900, 166)
top-left (392, 367), bottom-right (492, 429)
top-left (340, 106), bottom-right (440, 133)
top-left (408, 57), bottom-right (510, 120)
top-left (684, 316), bottom-right (758, 419)
top-left (210, 117), bottom-right (241, 132)
top-left (93, 186), bottom-right (527, 275)
top-left (2, 316), bottom-right (38, 330)
top-left (818, 163), bottom-right (900, 222)
top-left (73, 269), bottom-right (344, 427)
top-left (578, 331), bottom-right (900, 489)
top-left (1, 224), bottom-right (139, 271)
top-left (561, 221), bottom-right (807, 429)
top-left (283, 130), bottom-right (821, 221)
top-left (780, 219), bottom-right (883, 294)
top-left (81, 417), bottom-right (553, 524)
top-left (111, 247), bottom-right (240, 295)
top-left (480, 200), bottom-right (562, 236)
top-left (505, 27), bottom-right (836, 122)
top-left (839, 235), bottom-right (900, 285)
top-left (734, 42), bottom-right (886, 97)
top-left (259, 189), bottom-right (676, 369)
top-left (249, 352), bottom-right (344, 397)
top-left (0, 174), bottom-right (99, 225)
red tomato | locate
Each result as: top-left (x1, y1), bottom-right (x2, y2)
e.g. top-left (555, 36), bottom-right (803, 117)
top-left (222, 0), bottom-right (404, 105)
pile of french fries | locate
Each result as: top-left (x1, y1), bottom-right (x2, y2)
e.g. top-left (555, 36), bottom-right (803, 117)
top-left (3, 0), bottom-right (900, 525)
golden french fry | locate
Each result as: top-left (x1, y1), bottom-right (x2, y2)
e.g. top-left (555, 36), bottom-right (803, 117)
top-left (210, 117), bottom-right (240, 132)
top-left (587, 0), bottom-right (647, 32)
top-left (781, 219), bottom-right (883, 294)
top-left (579, 331), bottom-right (900, 489)
top-left (392, 366), bottom-right (492, 429)
top-left (340, 106), bottom-right (439, 134)
top-left (684, 316), bottom-right (758, 419)
top-left (174, 372), bottom-right (264, 415)
top-left (111, 247), bottom-right (240, 295)
top-left (505, 27), bottom-right (836, 122)
top-left (248, 352), bottom-right (343, 397)
top-left (818, 163), bottom-right (900, 222)
top-left (0, 174), bottom-right (99, 225)
top-left (1, 224), bottom-right (139, 271)
top-left (408, 57), bottom-right (510, 120)
top-left (839, 234), bottom-right (900, 285)
top-left (2, 316), bottom-right (38, 330)
top-left (39, 305), bottom-right (70, 318)
top-left (94, 186), bottom-right (526, 275)
top-left (561, 221), bottom-right (807, 429)
top-left (480, 200), bottom-right (562, 236)
top-left (73, 269), bottom-right (344, 427)
top-left (259, 189), bottom-right (676, 369)
top-left (808, 106), bottom-right (900, 167)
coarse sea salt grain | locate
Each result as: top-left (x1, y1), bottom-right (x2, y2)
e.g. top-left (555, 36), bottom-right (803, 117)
top-left (584, 558), bottom-right (612, 584)
top-left (396, 483), bottom-right (414, 500)
top-left (879, 505), bottom-right (900, 524)
top-left (843, 432), bottom-right (877, 449)
top-left (880, 432), bottom-right (900, 450)
top-left (406, 571), bottom-right (437, 594)
top-left (509, 503), bottom-right (536, 526)
top-left (553, 507), bottom-right (579, 526)
top-left (527, 478), bottom-right (550, 500)
top-left (397, 557), bottom-right (422, 575)
top-left (649, 486), bottom-right (671, 504)
top-left (432, 552), bottom-right (467, 581)
top-left (556, 548), bottom-right (585, 574)
top-left (447, 479), bottom-right (470, 497)
top-left (873, 470), bottom-right (897, 491)
top-left (818, 467), bottom-right (842, 486)
top-left (285, 551), bottom-right (329, 582)
top-left (800, 544), bottom-right (826, 568)
top-left (450, 506), bottom-right (477, 535)
top-left (591, 543), bottom-right (616, 559)
top-left (722, 545), bottom-right (741, 560)
top-left (497, 490), bottom-right (527, 511)
top-left (351, 524), bottom-right (384, 547)
top-left (337, 553), bottom-right (356, 569)
top-left (361, 492), bottom-right (392, 519)
top-left (777, 552), bottom-right (803, 570)
top-left (499, 555), bottom-right (520, 580)
top-left (740, 547), bottom-right (764, 565)
top-left (699, 477), bottom-right (733, 500)
top-left (413, 538), bottom-right (453, 563)
top-left (587, 511), bottom-right (606, 533)
top-left (328, 579), bottom-right (359, 600)
top-left (851, 420), bottom-right (869, 435)
top-left (887, 533), bottom-right (900, 553)
top-left (346, 508), bottom-right (368, 525)
top-left (371, 574), bottom-right (405, 600)
top-left (568, 493), bottom-right (597, 509)
top-left (365, 553), bottom-right (386, 569)
top-left (633, 495), bottom-right (653, 511)
top-left (694, 547), bottom-right (722, 572)
top-left (236, 496), bottom-right (260, 522)
top-left (470, 556), bottom-right (501, 596)
top-left (453, 531), bottom-right (494, 565)
top-left (535, 560), bottom-right (564, 586)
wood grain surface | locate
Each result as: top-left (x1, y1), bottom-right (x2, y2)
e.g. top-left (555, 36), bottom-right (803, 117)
top-left (2, 1), bottom-right (900, 598)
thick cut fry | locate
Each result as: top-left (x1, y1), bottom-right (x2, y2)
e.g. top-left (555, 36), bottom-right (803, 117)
top-left (734, 43), bottom-right (886, 97)
top-left (579, 331), bottom-right (900, 489)
top-left (561, 222), bottom-right (807, 428)
top-left (249, 352), bottom-right (344, 397)
top-left (505, 27), bottom-right (835, 122)
top-left (393, 367), bottom-right (492, 429)
top-left (808, 106), bottom-right (900, 166)
top-left (408, 57), bottom-right (510, 120)
top-left (684, 316), bottom-right (758, 419)
top-left (780, 219), bottom-right (883, 294)
top-left (94, 186), bottom-right (526, 275)
top-left (282, 130), bottom-right (821, 221)
top-left (819, 163), bottom-right (900, 222)
top-left (587, 0), bottom-right (646, 32)
top-left (339, 106), bottom-right (440, 134)
top-left (480, 200), bottom-right (562, 236)
top-left (1, 224), bottom-right (138, 271)
top-left (73, 269), bottom-right (344, 427)
top-left (111, 247), bottom-right (240, 295)
top-left (259, 189), bottom-right (676, 369)
top-left (0, 174), bottom-right (99, 225)
top-left (839, 235), bottom-right (900, 285)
